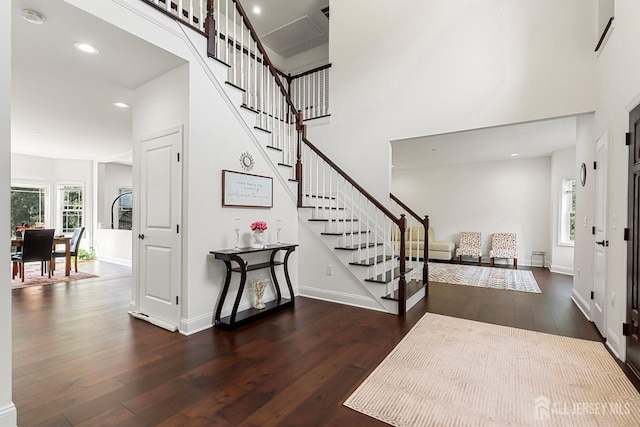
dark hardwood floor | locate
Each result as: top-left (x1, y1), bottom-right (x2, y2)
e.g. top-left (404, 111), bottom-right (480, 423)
top-left (11, 263), bottom-right (634, 426)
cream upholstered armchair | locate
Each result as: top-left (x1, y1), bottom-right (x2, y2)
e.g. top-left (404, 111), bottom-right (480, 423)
top-left (489, 232), bottom-right (518, 268)
top-left (456, 232), bottom-right (482, 264)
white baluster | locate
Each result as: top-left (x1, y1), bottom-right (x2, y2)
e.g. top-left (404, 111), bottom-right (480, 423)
top-left (199, 0), bottom-right (204, 31)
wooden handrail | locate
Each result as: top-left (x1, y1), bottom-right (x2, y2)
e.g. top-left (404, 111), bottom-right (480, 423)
top-left (302, 137), bottom-right (400, 225)
top-left (390, 193), bottom-right (424, 224)
top-left (289, 63), bottom-right (332, 81)
top-left (230, 0), bottom-right (299, 119)
top-left (595, 17), bottom-right (614, 52)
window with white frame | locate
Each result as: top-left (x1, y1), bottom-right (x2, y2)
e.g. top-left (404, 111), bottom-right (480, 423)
top-left (559, 178), bottom-right (576, 246)
top-left (10, 183), bottom-right (49, 236)
top-left (59, 184), bottom-right (84, 233)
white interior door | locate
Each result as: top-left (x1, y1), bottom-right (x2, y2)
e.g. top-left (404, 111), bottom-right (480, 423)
top-left (136, 127), bottom-right (182, 331)
top-left (592, 130), bottom-right (608, 336)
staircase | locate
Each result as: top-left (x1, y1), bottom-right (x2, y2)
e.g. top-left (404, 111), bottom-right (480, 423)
top-left (140, 0), bottom-right (429, 315)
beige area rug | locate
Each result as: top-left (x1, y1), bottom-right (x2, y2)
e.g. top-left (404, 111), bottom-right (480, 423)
top-left (344, 313), bottom-right (640, 426)
top-left (408, 262), bottom-right (541, 293)
top-left (10, 261), bottom-right (97, 289)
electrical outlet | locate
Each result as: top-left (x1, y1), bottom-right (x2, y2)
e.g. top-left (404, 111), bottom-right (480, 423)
top-left (577, 268), bottom-right (581, 278)
top-left (326, 265), bottom-right (333, 275)
top-left (583, 216), bottom-right (587, 227)
top-left (612, 214), bottom-right (617, 229)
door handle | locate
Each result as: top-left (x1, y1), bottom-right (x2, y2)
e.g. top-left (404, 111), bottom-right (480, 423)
top-left (138, 234), bottom-right (145, 240)
top-left (596, 240), bottom-right (609, 247)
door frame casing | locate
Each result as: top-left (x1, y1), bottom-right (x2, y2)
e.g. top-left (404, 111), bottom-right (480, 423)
top-left (591, 126), bottom-right (610, 337)
top-left (131, 125), bottom-right (184, 327)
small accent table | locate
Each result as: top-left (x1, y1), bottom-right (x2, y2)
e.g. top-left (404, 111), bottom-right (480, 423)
top-left (531, 251), bottom-right (547, 268)
top-left (210, 243), bottom-right (297, 330)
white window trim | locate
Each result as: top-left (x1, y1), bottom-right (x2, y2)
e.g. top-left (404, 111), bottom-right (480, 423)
top-left (10, 180), bottom-right (52, 229)
top-left (57, 182), bottom-right (85, 234)
top-left (558, 178), bottom-right (576, 247)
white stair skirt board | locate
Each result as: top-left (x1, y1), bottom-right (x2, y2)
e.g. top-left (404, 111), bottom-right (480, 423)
top-left (128, 311), bottom-right (178, 332)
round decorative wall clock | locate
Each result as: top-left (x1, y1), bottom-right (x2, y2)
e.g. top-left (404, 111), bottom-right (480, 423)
top-left (239, 152), bottom-right (255, 171)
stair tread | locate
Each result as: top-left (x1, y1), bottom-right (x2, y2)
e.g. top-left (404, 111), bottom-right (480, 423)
top-left (365, 267), bottom-right (414, 284)
top-left (349, 255), bottom-right (395, 266)
top-left (382, 280), bottom-right (426, 301)
top-left (308, 218), bottom-right (358, 222)
top-left (266, 145), bottom-right (282, 152)
top-left (224, 81), bottom-right (245, 92)
top-left (254, 126), bottom-right (272, 134)
top-left (320, 231), bottom-right (370, 236)
top-left (304, 194), bottom-right (336, 200)
top-left (240, 104), bottom-right (259, 114)
top-left (278, 163), bottom-right (293, 168)
top-left (301, 206), bottom-right (345, 210)
top-left (335, 242), bottom-right (382, 250)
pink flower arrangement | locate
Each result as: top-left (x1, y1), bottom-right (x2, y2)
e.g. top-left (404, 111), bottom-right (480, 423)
top-left (250, 220), bottom-right (268, 231)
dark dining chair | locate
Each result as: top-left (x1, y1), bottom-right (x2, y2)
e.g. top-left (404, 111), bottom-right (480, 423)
top-left (51, 227), bottom-right (85, 273)
top-left (11, 229), bottom-right (55, 282)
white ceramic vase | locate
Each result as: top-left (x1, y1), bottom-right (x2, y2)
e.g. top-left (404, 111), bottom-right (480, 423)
top-left (252, 230), bottom-right (265, 248)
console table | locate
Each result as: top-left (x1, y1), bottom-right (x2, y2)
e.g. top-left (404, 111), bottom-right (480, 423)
top-left (210, 243), bottom-right (297, 330)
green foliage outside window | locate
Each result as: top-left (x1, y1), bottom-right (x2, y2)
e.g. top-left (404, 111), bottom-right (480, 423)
top-left (10, 186), bottom-right (46, 237)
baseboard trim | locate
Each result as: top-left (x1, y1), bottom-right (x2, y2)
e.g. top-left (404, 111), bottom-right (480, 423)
top-left (96, 255), bottom-right (132, 267)
top-left (298, 286), bottom-right (388, 313)
top-left (179, 312), bottom-right (213, 335)
top-left (0, 402), bottom-right (17, 427)
top-left (550, 264), bottom-right (574, 276)
top-left (571, 290), bottom-right (591, 321)
top-left (606, 328), bottom-right (622, 360)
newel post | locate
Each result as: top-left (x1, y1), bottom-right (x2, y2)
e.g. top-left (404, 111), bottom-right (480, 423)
top-left (422, 215), bottom-right (429, 296)
top-left (398, 214), bottom-right (407, 316)
top-left (205, 0), bottom-right (216, 58)
top-left (295, 111), bottom-right (304, 208)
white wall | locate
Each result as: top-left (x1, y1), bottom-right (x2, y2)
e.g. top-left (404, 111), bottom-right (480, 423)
top-left (392, 156), bottom-right (551, 266)
top-left (549, 147), bottom-right (576, 274)
top-left (578, 0), bottom-right (640, 360)
top-left (310, 0), bottom-right (596, 204)
top-left (0, 0), bottom-right (15, 424)
top-left (11, 154), bottom-right (94, 252)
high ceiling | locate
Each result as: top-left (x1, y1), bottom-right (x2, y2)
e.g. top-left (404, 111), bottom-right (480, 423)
top-left (12, 0), bottom-right (577, 168)
top-left (244, 0), bottom-right (329, 58)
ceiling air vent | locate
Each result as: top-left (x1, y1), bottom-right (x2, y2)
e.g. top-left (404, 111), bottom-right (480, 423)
top-left (321, 6), bottom-right (329, 19)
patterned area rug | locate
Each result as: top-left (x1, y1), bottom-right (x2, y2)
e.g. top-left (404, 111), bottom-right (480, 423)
top-left (11, 262), bottom-right (97, 289)
top-left (420, 262), bottom-right (541, 293)
top-left (344, 313), bottom-right (640, 426)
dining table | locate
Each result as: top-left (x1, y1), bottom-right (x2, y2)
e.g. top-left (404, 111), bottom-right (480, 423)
top-left (11, 236), bottom-right (72, 277)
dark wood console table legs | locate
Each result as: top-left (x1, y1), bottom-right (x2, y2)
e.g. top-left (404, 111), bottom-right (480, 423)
top-left (211, 244), bottom-right (298, 330)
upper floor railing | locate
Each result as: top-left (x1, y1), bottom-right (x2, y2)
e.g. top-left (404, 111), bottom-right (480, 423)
top-left (284, 65), bottom-right (331, 121)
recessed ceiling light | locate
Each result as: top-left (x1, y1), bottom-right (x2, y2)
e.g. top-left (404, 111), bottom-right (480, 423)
top-left (510, 153), bottom-right (519, 157)
top-left (74, 42), bottom-right (99, 54)
top-left (431, 148), bottom-right (437, 152)
top-left (253, 6), bottom-right (261, 14)
top-left (113, 102), bottom-right (130, 108)
top-left (34, 132), bottom-right (43, 137)
top-left (21, 9), bottom-right (45, 24)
